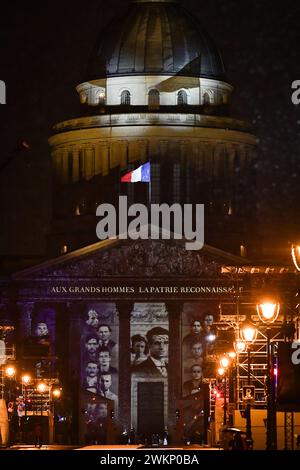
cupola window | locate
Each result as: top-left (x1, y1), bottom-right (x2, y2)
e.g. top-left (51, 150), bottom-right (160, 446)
top-left (177, 90), bottom-right (188, 106)
top-left (121, 90), bottom-right (131, 106)
top-left (203, 92), bottom-right (211, 105)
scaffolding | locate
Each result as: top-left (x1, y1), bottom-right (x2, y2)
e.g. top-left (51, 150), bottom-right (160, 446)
top-left (21, 378), bottom-right (59, 416)
top-left (218, 307), bottom-right (291, 410)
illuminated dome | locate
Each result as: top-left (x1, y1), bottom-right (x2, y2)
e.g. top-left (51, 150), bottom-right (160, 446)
top-left (88, 0), bottom-right (226, 80)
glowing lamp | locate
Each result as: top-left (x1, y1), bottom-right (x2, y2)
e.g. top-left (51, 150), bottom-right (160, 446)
top-left (52, 388), bottom-right (62, 399)
top-left (257, 301), bottom-right (280, 324)
top-left (5, 366), bottom-right (16, 378)
top-left (220, 357), bottom-right (230, 369)
top-left (21, 374), bottom-right (31, 385)
top-left (234, 340), bottom-right (247, 353)
top-left (241, 324), bottom-right (258, 343)
top-left (37, 382), bottom-right (47, 393)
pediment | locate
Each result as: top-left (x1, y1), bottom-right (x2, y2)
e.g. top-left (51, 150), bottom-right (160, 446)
top-left (13, 235), bottom-right (248, 281)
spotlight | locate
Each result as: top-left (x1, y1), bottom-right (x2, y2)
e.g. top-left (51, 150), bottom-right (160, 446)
top-left (37, 382), bottom-right (47, 393)
top-left (5, 366), bottom-right (16, 378)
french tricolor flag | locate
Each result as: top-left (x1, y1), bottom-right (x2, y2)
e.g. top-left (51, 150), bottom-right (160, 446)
top-left (121, 162), bottom-right (151, 183)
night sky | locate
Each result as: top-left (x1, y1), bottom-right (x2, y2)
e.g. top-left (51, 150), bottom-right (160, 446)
top-left (0, 0), bottom-right (300, 266)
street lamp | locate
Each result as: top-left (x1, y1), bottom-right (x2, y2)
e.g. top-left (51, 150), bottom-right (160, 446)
top-left (4, 364), bottom-right (16, 447)
top-left (21, 374), bottom-right (31, 385)
top-left (37, 382), bottom-right (47, 394)
top-left (218, 355), bottom-right (232, 426)
top-left (241, 324), bottom-right (257, 344)
top-left (37, 382), bottom-right (47, 417)
top-left (52, 388), bottom-right (61, 399)
top-left (21, 374), bottom-right (31, 420)
top-left (51, 387), bottom-right (62, 443)
top-left (5, 365), bottom-right (16, 403)
top-left (234, 340), bottom-right (246, 354)
top-left (5, 365), bottom-right (16, 378)
top-left (256, 299), bottom-right (280, 450)
top-left (257, 301), bottom-right (280, 324)
top-left (240, 323), bottom-right (258, 449)
top-left (220, 356), bottom-right (230, 369)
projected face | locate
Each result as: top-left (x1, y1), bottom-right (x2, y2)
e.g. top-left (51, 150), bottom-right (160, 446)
top-left (204, 314), bottom-right (214, 327)
top-left (191, 365), bottom-right (203, 380)
top-left (149, 335), bottom-right (169, 360)
top-left (99, 351), bottom-right (111, 367)
top-left (98, 326), bottom-right (111, 341)
top-left (133, 340), bottom-right (146, 356)
top-left (98, 403), bottom-right (107, 419)
top-left (100, 374), bottom-right (112, 391)
top-left (86, 338), bottom-right (99, 354)
top-left (191, 342), bottom-right (203, 358)
top-left (86, 363), bottom-right (98, 378)
top-left (35, 322), bottom-right (49, 337)
top-left (192, 321), bottom-right (202, 334)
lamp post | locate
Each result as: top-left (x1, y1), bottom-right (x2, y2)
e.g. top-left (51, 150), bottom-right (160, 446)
top-left (5, 365), bottom-right (16, 409)
top-left (228, 351), bottom-right (236, 426)
top-left (217, 367), bottom-right (226, 426)
top-left (37, 381), bottom-right (47, 417)
top-left (52, 387), bottom-right (62, 443)
top-left (219, 356), bottom-right (230, 426)
top-left (5, 364), bottom-right (16, 446)
top-left (21, 374), bottom-right (31, 419)
top-left (257, 300), bottom-right (280, 450)
top-left (21, 374), bottom-right (31, 443)
top-left (240, 323), bottom-right (257, 449)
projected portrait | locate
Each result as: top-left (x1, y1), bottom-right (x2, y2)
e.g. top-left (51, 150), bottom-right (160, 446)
top-left (81, 303), bottom-right (119, 425)
top-left (132, 327), bottom-right (169, 377)
top-left (130, 334), bottom-right (149, 366)
top-left (130, 303), bottom-right (169, 439)
top-left (181, 303), bottom-right (219, 390)
top-left (183, 364), bottom-right (203, 397)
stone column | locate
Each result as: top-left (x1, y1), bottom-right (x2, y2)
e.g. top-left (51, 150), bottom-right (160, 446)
top-left (68, 302), bottom-right (82, 444)
top-left (116, 301), bottom-right (133, 430)
top-left (84, 147), bottom-right (95, 180)
top-left (52, 150), bottom-right (62, 184)
top-left (100, 142), bottom-right (110, 176)
top-left (119, 141), bottom-right (128, 169)
top-left (159, 140), bottom-right (169, 158)
top-left (61, 148), bottom-right (69, 184)
top-left (72, 148), bottom-right (80, 183)
top-left (213, 144), bottom-right (225, 179)
top-left (138, 140), bottom-right (148, 163)
top-left (94, 144), bottom-right (102, 176)
top-left (165, 301), bottom-right (183, 429)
